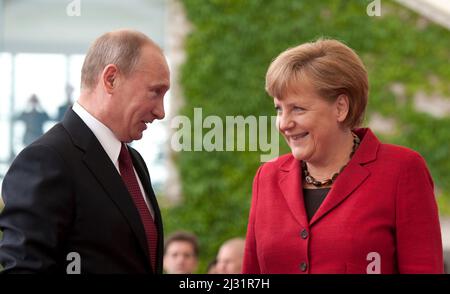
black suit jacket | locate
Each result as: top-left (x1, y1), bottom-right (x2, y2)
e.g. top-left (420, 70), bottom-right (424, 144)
top-left (0, 110), bottom-right (164, 273)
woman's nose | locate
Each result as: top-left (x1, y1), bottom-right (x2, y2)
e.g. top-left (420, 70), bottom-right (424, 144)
top-left (278, 113), bottom-right (294, 132)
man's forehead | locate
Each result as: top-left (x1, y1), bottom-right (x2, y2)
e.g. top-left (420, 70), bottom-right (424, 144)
top-left (140, 46), bottom-right (168, 64)
top-left (134, 67), bottom-right (169, 83)
top-left (135, 61), bottom-right (170, 77)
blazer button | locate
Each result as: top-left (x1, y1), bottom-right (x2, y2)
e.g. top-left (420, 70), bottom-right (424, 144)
top-left (300, 229), bottom-right (308, 239)
top-left (300, 262), bottom-right (308, 272)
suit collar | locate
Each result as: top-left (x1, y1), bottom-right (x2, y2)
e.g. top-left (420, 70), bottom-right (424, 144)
top-left (72, 102), bottom-right (121, 170)
top-left (351, 128), bottom-right (379, 165)
top-left (278, 128), bottom-right (380, 227)
top-left (61, 108), bottom-right (93, 151)
top-left (61, 109), bottom-right (154, 271)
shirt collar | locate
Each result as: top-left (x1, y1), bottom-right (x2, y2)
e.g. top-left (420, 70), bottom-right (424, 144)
top-left (72, 102), bottom-right (122, 170)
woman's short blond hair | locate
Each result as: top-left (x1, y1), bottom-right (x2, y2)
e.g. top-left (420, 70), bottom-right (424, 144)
top-left (265, 38), bottom-right (368, 128)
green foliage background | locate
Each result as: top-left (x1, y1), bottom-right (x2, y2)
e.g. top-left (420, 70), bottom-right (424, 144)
top-left (162, 0), bottom-right (450, 272)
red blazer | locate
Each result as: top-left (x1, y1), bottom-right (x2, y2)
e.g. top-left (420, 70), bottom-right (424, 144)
top-left (243, 128), bottom-right (443, 274)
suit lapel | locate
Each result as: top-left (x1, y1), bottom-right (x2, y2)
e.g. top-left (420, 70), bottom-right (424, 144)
top-left (278, 158), bottom-right (309, 229)
top-left (62, 110), bottom-right (150, 264)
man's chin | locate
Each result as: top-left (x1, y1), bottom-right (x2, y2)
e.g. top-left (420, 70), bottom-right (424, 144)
top-left (130, 132), bottom-right (144, 142)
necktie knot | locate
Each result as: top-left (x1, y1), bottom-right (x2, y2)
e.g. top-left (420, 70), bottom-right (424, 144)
top-left (119, 143), bottom-right (132, 166)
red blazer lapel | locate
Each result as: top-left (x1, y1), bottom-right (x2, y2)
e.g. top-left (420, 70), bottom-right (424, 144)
top-left (278, 158), bottom-right (309, 229)
top-left (310, 128), bottom-right (380, 226)
top-left (309, 161), bottom-right (370, 226)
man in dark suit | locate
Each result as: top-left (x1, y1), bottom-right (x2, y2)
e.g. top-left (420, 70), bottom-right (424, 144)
top-left (0, 29), bottom-right (170, 273)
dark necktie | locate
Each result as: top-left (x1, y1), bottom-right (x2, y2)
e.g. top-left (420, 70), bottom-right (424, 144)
top-left (118, 143), bottom-right (158, 272)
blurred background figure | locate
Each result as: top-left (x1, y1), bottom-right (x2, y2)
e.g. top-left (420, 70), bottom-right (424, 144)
top-left (14, 94), bottom-right (50, 146)
top-left (215, 238), bottom-right (245, 274)
top-left (163, 231), bottom-right (199, 274)
top-left (56, 84), bottom-right (74, 121)
top-left (206, 258), bottom-right (218, 274)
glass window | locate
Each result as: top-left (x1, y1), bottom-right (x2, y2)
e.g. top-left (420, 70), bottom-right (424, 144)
top-left (12, 53), bottom-right (66, 155)
top-left (0, 53), bottom-right (12, 163)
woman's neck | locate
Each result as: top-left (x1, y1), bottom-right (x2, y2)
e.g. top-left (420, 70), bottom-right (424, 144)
top-left (305, 130), bottom-right (355, 181)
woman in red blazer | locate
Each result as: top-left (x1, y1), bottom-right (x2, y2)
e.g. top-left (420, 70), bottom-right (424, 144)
top-left (242, 39), bottom-right (444, 274)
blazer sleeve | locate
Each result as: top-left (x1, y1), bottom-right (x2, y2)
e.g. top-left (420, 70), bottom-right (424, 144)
top-left (395, 152), bottom-right (444, 273)
top-left (0, 144), bottom-right (74, 273)
top-left (242, 165), bottom-right (263, 274)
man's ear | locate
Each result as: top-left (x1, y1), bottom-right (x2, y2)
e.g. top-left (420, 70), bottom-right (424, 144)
top-left (101, 64), bottom-right (119, 94)
top-left (336, 94), bottom-right (350, 123)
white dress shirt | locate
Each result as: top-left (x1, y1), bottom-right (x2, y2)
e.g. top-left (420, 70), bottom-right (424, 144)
top-left (72, 102), bottom-right (154, 218)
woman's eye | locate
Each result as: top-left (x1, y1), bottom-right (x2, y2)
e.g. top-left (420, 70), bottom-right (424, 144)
top-left (274, 106), bottom-right (282, 113)
top-left (293, 106), bottom-right (305, 112)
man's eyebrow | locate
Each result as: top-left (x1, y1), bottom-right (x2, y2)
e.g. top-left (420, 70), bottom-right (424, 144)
top-left (148, 83), bottom-right (169, 90)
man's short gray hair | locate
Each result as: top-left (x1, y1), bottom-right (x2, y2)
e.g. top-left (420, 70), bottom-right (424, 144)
top-left (81, 29), bottom-right (160, 90)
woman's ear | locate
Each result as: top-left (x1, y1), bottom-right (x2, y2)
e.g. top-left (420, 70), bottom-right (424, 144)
top-left (336, 94), bottom-right (350, 123)
top-left (101, 64), bottom-right (119, 94)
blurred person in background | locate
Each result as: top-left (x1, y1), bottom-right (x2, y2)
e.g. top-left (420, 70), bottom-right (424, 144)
top-left (56, 84), bottom-right (75, 122)
top-left (206, 258), bottom-right (218, 274)
top-left (163, 231), bottom-right (199, 274)
top-left (216, 238), bottom-right (245, 274)
top-left (243, 38), bottom-right (443, 274)
top-left (14, 94), bottom-right (50, 146)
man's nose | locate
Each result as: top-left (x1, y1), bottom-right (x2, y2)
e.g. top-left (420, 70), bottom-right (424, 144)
top-left (153, 100), bottom-right (165, 120)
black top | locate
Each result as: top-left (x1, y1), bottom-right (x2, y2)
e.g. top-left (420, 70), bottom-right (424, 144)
top-left (303, 188), bottom-right (330, 221)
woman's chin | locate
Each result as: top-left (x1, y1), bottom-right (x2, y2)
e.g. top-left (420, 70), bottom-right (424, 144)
top-left (291, 149), bottom-right (309, 161)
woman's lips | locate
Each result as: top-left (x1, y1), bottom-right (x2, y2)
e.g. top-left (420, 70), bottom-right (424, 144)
top-left (289, 132), bottom-right (309, 142)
